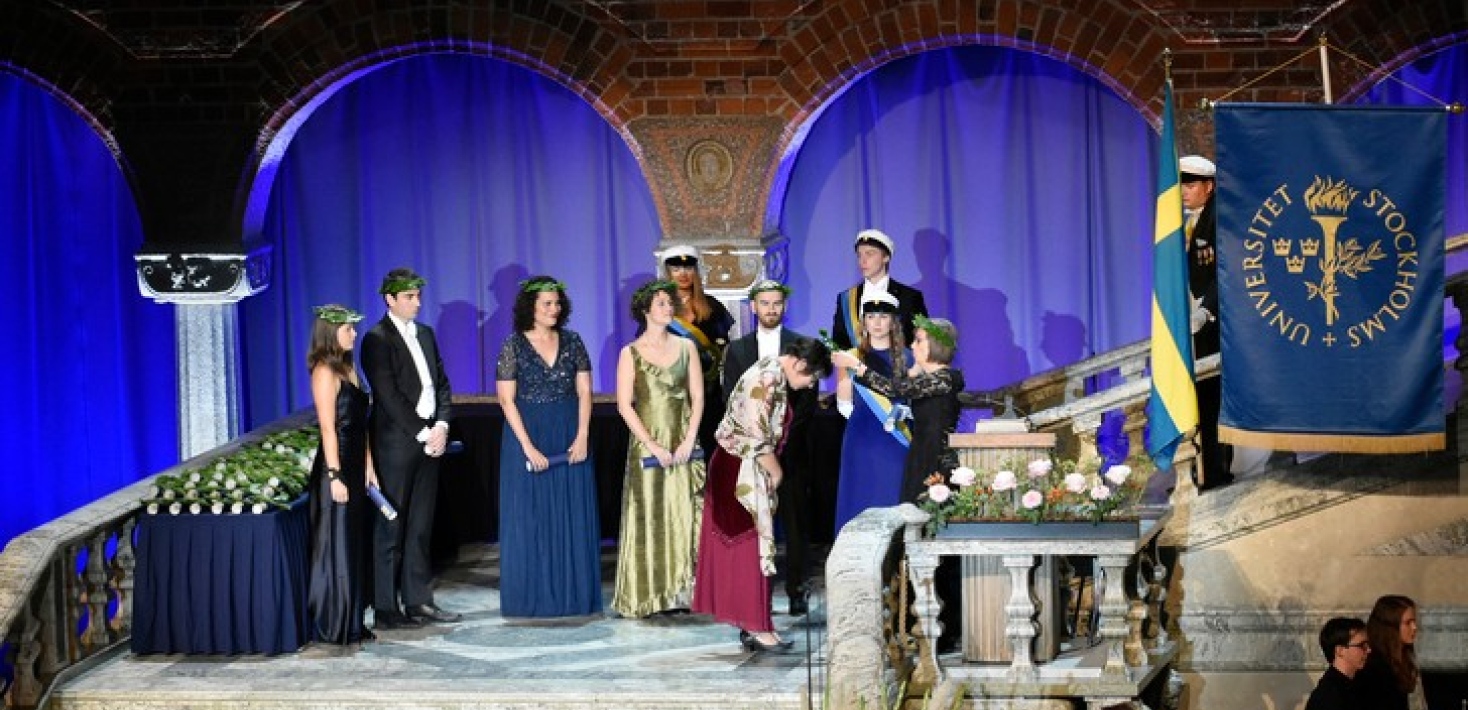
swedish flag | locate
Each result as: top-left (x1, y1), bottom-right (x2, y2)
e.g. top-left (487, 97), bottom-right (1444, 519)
top-left (1146, 80), bottom-right (1198, 470)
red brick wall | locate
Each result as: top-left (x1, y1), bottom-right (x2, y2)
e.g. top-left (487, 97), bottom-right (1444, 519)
top-left (1, 1), bottom-right (1464, 250)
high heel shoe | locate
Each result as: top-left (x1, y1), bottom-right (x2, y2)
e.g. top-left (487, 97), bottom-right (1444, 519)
top-left (742, 632), bottom-right (792, 653)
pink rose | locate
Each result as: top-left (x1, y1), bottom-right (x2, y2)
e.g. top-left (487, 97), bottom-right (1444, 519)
top-left (992, 470), bottom-right (1017, 491)
top-left (1090, 484), bottom-right (1112, 501)
top-left (1027, 459), bottom-right (1053, 478)
top-left (1063, 473), bottom-right (1088, 494)
top-left (949, 466), bottom-right (977, 487)
top-left (1021, 489), bottom-right (1044, 509)
top-left (927, 484), bottom-right (952, 503)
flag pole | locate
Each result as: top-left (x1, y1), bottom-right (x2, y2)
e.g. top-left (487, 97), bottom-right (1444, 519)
top-left (1318, 36), bottom-right (1333, 104)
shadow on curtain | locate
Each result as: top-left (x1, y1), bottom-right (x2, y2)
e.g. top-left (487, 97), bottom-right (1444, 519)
top-left (0, 69), bottom-right (178, 551)
top-left (779, 45), bottom-right (1158, 394)
top-left (241, 54), bottom-right (660, 427)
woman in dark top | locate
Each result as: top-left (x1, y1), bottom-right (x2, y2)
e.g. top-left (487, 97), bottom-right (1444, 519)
top-left (834, 315), bottom-right (965, 502)
top-left (306, 304), bottom-right (377, 645)
top-left (494, 276), bottom-right (601, 618)
top-left (662, 245), bottom-right (734, 459)
top-left (1356, 595), bottom-right (1425, 710)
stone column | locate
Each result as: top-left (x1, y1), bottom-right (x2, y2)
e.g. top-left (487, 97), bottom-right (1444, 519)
top-left (135, 247), bottom-right (270, 458)
top-left (175, 304), bottom-right (243, 457)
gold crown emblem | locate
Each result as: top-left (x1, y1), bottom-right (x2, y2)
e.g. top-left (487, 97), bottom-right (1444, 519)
top-left (1300, 238), bottom-right (1321, 256)
top-left (1286, 255), bottom-right (1307, 273)
top-left (1272, 238), bottom-right (1292, 256)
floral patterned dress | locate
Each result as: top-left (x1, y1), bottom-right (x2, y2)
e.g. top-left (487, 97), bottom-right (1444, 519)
top-left (854, 366), bottom-right (966, 502)
top-left (691, 357), bottom-right (791, 634)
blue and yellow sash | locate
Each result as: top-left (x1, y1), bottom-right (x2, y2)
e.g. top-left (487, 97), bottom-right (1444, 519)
top-left (837, 287), bottom-right (862, 346)
top-left (844, 348), bottom-right (912, 447)
top-left (669, 317), bottom-right (722, 382)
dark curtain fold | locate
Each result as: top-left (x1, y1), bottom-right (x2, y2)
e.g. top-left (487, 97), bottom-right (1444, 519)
top-left (0, 70), bottom-right (178, 551)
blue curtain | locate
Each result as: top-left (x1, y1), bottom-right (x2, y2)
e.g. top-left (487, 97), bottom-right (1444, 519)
top-left (0, 70), bottom-right (178, 551)
top-left (241, 54), bottom-right (662, 425)
top-left (779, 46), bottom-right (1157, 392)
top-left (1356, 42), bottom-right (1468, 364)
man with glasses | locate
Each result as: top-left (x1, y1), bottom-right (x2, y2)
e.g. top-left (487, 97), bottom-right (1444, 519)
top-left (1306, 616), bottom-right (1370, 709)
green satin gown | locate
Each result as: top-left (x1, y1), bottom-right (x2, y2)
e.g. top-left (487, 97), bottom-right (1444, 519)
top-left (611, 345), bottom-right (706, 617)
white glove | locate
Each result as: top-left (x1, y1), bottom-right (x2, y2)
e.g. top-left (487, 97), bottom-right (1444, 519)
top-left (837, 398), bottom-right (854, 419)
top-left (1189, 295), bottom-right (1211, 334)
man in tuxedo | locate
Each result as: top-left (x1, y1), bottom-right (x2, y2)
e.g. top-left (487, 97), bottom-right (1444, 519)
top-left (1180, 155), bottom-right (1234, 491)
top-left (722, 279), bottom-right (817, 615)
top-left (829, 229), bottom-right (928, 349)
top-left (360, 267), bottom-right (461, 628)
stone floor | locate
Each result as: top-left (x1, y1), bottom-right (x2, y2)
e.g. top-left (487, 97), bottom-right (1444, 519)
top-left (55, 543), bottom-right (831, 710)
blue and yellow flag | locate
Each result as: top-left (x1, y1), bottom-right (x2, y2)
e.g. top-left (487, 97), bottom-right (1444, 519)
top-left (1146, 80), bottom-right (1198, 470)
top-left (1216, 104), bottom-right (1445, 453)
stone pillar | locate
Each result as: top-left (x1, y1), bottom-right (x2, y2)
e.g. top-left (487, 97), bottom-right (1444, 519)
top-left (175, 304), bottom-right (243, 457)
top-left (135, 247), bottom-right (270, 458)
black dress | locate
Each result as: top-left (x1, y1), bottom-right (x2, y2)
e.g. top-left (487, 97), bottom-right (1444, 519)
top-left (1355, 654), bottom-right (1413, 710)
top-left (855, 366), bottom-right (966, 502)
top-left (679, 298), bottom-right (734, 460)
top-left (307, 378), bottom-right (371, 645)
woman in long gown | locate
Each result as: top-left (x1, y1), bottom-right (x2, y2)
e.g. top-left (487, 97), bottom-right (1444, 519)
top-left (306, 304), bottom-right (378, 645)
top-left (611, 279), bottom-right (706, 618)
top-left (692, 338), bottom-right (831, 652)
top-left (832, 291), bottom-right (913, 534)
top-left (662, 245), bottom-right (733, 460)
top-left (494, 276), bottom-right (601, 618)
top-left (833, 315), bottom-right (965, 651)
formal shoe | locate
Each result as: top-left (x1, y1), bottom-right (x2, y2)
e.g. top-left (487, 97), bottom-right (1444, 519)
top-left (742, 632), bottom-right (792, 654)
top-left (787, 596), bottom-right (809, 616)
top-left (358, 627), bottom-right (377, 643)
top-left (739, 630), bottom-right (751, 645)
top-left (374, 610), bottom-right (423, 630)
top-left (405, 603), bottom-right (462, 623)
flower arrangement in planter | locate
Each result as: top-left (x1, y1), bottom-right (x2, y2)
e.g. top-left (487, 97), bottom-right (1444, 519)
top-left (917, 454), bottom-right (1155, 536)
top-left (142, 427), bottom-right (319, 515)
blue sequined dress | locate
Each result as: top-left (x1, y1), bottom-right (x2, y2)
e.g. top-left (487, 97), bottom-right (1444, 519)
top-left (495, 330), bottom-right (602, 617)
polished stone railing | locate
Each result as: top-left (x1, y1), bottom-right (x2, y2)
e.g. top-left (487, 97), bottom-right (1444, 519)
top-left (0, 478), bottom-right (148, 709)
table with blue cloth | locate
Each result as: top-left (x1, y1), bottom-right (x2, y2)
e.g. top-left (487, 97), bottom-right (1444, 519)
top-left (131, 498), bottom-right (310, 655)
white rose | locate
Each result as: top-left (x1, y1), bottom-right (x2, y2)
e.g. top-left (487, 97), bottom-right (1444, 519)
top-left (1104, 465), bottom-right (1132, 486)
top-left (1027, 459), bottom-right (1053, 478)
top-left (927, 484), bottom-right (952, 504)
top-left (1063, 473), bottom-right (1088, 494)
top-left (230, 502), bottom-right (244, 514)
top-left (163, 489), bottom-right (176, 500)
top-left (146, 503), bottom-right (159, 515)
top-left (1090, 484), bottom-right (1113, 501)
top-left (188, 503), bottom-right (202, 515)
top-left (251, 503), bottom-right (267, 514)
top-left (210, 502), bottom-right (224, 514)
top-left (949, 466), bottom-right (977, 487)
top-left (189, 471), bottom-right (201, 483)
top-left (215, 461), bottom-right (227, 471)
top-left (991, 470), bottom-right (1018, 491)
top-left (168, 502), bottom-right (182, 515)
top-left (225, 479), bottom-right (237, 490)
top-left (268, 476), bottom-right (280, 488)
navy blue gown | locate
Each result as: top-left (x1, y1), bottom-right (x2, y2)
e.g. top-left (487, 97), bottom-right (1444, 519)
top-left (307, 377), bottom-right (371, 645)
top-left (833, 348), bottom-right (912, 534)
top-left (495, 330), bottom-right (603, 617)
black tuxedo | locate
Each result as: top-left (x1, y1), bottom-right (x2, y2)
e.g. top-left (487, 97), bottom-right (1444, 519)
top-left (1187, 198), bottom-right (1232, 486)
top-left (721, 326), bottom-right (817, 602)
top-left (829, 279), bottom-right (928, 350)
top-left (360, 314), bottom-right (453, 612)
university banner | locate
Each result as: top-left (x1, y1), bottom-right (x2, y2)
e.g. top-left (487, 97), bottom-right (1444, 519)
top-left (1215, 104), bottom-right (1446, 453)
